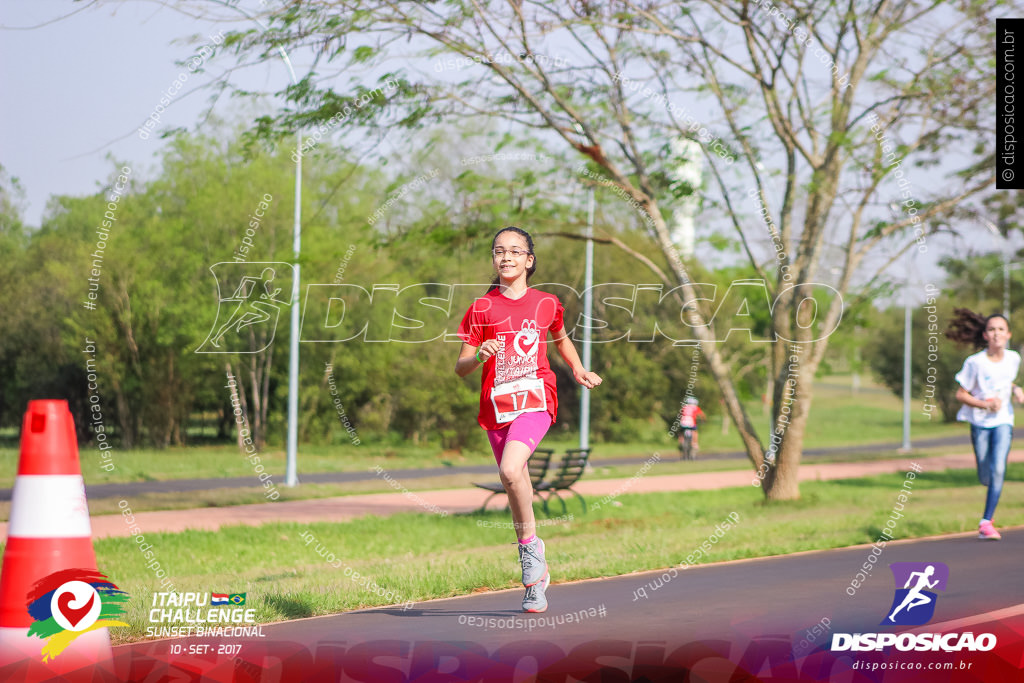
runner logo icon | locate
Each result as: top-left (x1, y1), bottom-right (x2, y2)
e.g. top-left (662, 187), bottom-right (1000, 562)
top-left (196, 262), bottom-right (293, 354)
top-left (882, 561), bottom-right (948, 626)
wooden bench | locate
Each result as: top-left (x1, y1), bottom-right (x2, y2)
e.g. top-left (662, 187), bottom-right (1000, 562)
top-left (535, 448), bottom-right (591, 515)
top-left (472, 448), bottom-right (553, 511)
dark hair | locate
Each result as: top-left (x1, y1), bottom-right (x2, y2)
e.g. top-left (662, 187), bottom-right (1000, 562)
top-left (486, 226), bottom-right (536, 293)
top-left (945, 308), bottom-right (1009, 350)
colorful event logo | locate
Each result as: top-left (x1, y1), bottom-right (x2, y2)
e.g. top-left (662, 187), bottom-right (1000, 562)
top-left (26, 568), bottom-right (129, 661)
top-left (882, 562), bottom-right (949, 626)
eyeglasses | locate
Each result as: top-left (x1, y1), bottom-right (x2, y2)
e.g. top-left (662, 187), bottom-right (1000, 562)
top-left (492, 247), bottom-right (531, 258)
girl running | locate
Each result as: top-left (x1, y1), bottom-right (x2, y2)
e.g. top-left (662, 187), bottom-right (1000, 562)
top-left (947, 308), bottom-right (1024, 540)
top-left (455, 226), bottom-right (602, 612)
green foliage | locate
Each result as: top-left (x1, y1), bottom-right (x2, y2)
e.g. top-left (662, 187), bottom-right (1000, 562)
top-left (864, 299), bottom-right (967, 422)
top-left (0, 123), bottom-right (866, 450)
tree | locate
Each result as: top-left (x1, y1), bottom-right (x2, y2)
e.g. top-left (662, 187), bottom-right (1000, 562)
top-left (864, 301), bottom-right (965, 423)
top-left (0, 165), bottom-right (29, 426)
top-left (211, 0), bottom-right (997, 498)
top-left (938, 251), bottom-right (1024, 324)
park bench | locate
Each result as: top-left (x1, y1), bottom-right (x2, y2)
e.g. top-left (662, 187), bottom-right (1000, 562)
top-left (535, 448), bottom-right (591, 515)
top-left (472, 448), bottom-right (553, 511)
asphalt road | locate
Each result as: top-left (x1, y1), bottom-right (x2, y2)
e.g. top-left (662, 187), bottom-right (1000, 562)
top-left (106, 528), bottom-right (1024, 682)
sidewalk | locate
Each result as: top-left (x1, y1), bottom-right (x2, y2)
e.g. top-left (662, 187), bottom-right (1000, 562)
top-left (1, 430), bottom-right (993, 503)
top-left (12, 451), bottom-right (977, 541)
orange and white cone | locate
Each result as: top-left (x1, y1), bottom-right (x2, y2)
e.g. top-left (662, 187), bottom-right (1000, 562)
top-left (0, 400), bottom-right (113, 671)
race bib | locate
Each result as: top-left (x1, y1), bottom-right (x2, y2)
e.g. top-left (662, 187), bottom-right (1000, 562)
top-left (490, 377), bottom-right (547, 424)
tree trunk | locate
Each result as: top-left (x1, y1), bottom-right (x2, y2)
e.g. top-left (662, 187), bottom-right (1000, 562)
top-left (247, 354), bottom-right (262, 450)
top-left (259, 339), bottom-right (273, 448)
top-left (301, 350), bottom-right (334, 442)
top-left (645, 212), bottom-right (771, 482)
top-left (111, 381), bottom-right (136, 448)
top-left (226, 361), bottom-right (250, 451)
top-left (761, 381), bottom-right (812, 501)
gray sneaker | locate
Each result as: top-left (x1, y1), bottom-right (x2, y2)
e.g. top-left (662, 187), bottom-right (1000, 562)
top-left (522, 572), bottom-right (550, 613)
top-left (518, 537), bottom-right (547, 586)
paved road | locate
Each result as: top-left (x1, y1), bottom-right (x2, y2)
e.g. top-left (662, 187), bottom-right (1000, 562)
top-left (0, 429), bottom-right (996, 503)
top-left (106, 529), bottom-right (1024, 682)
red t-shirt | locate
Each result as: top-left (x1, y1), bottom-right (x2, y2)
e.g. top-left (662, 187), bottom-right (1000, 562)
top-left (457, 287), bottom-right (566, 430)
top-left (679, 405), bottom-right (705, 428)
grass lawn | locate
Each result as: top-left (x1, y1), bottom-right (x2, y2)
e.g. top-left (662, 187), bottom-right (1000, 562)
top-left (73, 462), bottom-right (1023, 644)
top-left (0, 444), bottom-right (973, 523)
top-left (0, 373), bottom-right (969, 491)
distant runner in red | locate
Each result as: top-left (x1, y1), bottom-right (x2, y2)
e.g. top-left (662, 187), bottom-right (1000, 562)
top-left (455, 226), bottom-right (602, 613)
top-left (678, 397), bottom-right (706, 451)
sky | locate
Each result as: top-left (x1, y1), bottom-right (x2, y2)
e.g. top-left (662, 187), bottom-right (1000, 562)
top-left (1, 1), bottom-right (283, 227)
top-left (0, 1), bottom-right (1010, 303)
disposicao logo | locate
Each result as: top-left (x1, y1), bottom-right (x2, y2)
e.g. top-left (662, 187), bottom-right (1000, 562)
top-left (832, 562), bottom-right (996, 653)
top-left (883, 562), bottom-right (948, 626)
top-left (26, 568), bottom-right (129, 661)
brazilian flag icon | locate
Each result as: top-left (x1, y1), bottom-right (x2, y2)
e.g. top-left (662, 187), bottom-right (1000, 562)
top-left (229, 593), bottom-right (246, 605)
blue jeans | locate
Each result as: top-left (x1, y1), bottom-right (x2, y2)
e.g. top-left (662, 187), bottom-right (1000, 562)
top-left (970, 424), bottom-right (1013, 520)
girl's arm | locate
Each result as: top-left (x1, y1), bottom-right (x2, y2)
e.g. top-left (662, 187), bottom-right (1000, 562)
top-left (955, 386), bottom-right (1000, 412)
top-left (551, 330), bottom-right (602, 389)
top-left (454, 339), bottom-right (501, 377)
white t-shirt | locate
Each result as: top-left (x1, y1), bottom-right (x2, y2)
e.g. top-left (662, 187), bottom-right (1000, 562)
top-left (955, 349), bottom-right (1021, 427)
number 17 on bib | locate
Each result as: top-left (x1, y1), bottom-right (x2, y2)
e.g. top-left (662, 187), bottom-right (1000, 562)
top-left (490, 377), bottom-right (547, 424)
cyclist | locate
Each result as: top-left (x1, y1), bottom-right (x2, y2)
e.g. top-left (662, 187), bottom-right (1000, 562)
top-left (678, 397), bottom-right (706, 460)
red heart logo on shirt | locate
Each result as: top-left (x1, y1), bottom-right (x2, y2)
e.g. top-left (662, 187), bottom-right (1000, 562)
top-left (513, 321), bottom-right (539, 357)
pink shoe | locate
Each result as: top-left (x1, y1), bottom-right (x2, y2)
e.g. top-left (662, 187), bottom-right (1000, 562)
top-left (979, 520), bottom-right (1001, 540)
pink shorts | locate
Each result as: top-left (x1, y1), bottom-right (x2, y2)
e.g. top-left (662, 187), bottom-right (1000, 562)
top-left (486, 411), bottom-right (553, 465)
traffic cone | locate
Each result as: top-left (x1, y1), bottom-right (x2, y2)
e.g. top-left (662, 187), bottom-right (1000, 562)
top-left (0, 400), bottom-right (114, 675)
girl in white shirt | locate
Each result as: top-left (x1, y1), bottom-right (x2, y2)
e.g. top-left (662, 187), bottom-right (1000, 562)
top-left (948, 309), bottom-right (1024, 540)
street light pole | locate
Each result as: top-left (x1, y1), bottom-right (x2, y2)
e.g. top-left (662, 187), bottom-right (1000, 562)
top-left (286, 136), bottom-right (302, 487)
top-left (901, 268), bottom-right (912, 452)
top-left (579, 188), bottom-right (594, 452)
top-left (888, 204), bottom-right (912, 452)
top-left (206, 0), bottom-right (302, 485)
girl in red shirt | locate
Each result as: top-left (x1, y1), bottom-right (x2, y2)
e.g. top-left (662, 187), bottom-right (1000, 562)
top-left (456, 226), bottom-right (602, 613)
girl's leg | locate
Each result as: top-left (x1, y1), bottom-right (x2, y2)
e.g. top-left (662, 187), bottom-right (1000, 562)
top-left (971, 425), bottom-right (992, 487)
top-left (497, 412), bottom-right (553, 542)
top-left (487, 428), bottom-right (519, 535)
top-left (499, 413), bottom-right (554, 611)
top-left (487, 413), bottom-right (550, 540)
top-left (983, 424), bottom-right (1012, 521)
top-left (498, 440), bottom-right (536, 541)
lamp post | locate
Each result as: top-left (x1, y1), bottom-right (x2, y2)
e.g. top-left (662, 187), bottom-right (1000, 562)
top-left (579, 187), bottom-right (594, 453)
top-left (888, 204), bottom-right (913, 452)
top-left (206, 0), bottom-right (303, 485)
top-left (901, 258), bottom-right (912, 452)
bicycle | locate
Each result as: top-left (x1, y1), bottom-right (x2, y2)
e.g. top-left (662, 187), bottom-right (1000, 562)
top-left (678, 428), bottom-right (697, 461)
